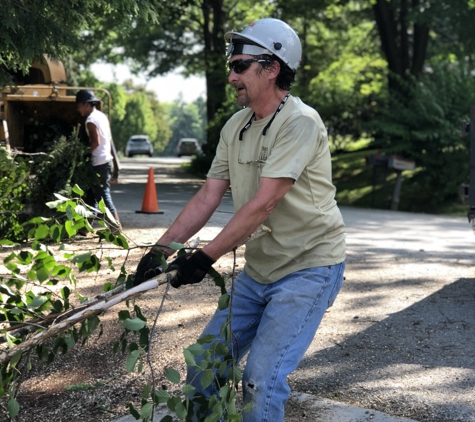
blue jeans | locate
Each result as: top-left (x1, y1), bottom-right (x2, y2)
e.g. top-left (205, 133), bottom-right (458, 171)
top-left (186, 262), bottom-right (345, 422)
top-left (85, 161), bottom-right (116, 213)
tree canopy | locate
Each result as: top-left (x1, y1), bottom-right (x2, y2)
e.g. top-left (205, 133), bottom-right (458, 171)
top-left (0, 0), bottom-right (162, 86)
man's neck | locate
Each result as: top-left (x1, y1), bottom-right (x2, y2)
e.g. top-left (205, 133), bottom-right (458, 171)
top-left (253, 90), bottom-right (289, 120)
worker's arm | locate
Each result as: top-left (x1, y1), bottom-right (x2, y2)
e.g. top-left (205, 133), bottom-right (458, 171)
top-left (86, 122), bottom-right (100, 151)
top-left (202, 177), bottom-right (294, 261)
top-left (155, 177), bottom-right (231, 256)
top-left (163, 176), bottom-right (294, 288)
top-left (132, 177), bottom-right (230, 286)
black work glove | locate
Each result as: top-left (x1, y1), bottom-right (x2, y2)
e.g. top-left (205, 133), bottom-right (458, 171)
top-left (166, 250), bottom-right (215, 288)
top-left (133, 251), bottom-right (163, 287)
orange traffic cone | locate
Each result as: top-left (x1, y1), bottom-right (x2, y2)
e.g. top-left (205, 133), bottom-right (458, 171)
top-left (136, 168), bottom-right (164, 214)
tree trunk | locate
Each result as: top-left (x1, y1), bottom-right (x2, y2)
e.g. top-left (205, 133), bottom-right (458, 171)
top-left (202, 0), bottom-right (228, 148)
top-left (373, 0), bottom-right (430, 93)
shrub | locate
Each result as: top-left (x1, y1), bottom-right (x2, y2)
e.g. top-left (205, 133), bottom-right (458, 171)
top-left (370, 63), bottom-right (475, 206)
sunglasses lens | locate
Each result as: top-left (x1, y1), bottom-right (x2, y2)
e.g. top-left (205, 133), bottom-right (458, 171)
top-left (229, 59), bottom-right (252, 74)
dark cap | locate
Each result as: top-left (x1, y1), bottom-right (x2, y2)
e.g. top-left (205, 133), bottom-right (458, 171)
top-left (75, 89), bottom-right (100, 103)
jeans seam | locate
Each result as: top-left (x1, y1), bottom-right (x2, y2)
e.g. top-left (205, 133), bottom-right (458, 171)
top-left (262, 269), bottom-right (332, 421)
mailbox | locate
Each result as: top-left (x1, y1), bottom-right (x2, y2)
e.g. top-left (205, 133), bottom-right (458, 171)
top-left (388, 155), bottom-right (416, 171)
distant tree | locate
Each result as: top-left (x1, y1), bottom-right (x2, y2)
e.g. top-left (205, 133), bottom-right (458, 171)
top-left (111, 85), bottom-right (171, 154)
top-left (92, 0), bottom-right (274, 152)
top-left (161, 96), bottom-right (207, 155)
top-left (370, 0), bottom-right (475, 92)
top-left (0, 0), bottom-right (162, 86)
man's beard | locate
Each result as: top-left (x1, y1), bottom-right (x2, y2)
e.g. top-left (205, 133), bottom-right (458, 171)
top-left (236, 89), bottom-right (250, 107)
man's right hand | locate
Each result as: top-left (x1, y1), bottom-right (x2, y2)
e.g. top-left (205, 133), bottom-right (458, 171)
top-left (133, 251), bottom-right (163, 286)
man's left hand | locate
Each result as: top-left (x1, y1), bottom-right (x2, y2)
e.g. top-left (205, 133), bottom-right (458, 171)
top-left (166, 250), bottom-right (215, 288)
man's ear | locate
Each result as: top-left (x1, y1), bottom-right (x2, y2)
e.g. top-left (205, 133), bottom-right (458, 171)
top-left (268, 60), bottom-right (281, 79)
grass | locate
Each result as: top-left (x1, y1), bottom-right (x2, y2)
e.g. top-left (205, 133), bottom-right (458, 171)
top-left (332, 149), bottom-right (468, 216)
top-left (185, 146), bottom-right (469, 217)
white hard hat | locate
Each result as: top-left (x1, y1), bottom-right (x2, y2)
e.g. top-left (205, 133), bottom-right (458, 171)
top-left (225, 18), bottom-right (302, 72)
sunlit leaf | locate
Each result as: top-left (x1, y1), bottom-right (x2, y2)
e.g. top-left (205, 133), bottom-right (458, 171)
top-left (122, 318), bottom-right (146, 331)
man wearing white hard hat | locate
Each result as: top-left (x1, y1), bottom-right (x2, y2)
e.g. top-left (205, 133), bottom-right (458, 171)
top-left (134, 18), bottom-right (346, 421)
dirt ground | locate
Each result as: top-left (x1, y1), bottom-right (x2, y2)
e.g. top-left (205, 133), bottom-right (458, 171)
top-left (2, 208), bottom-right (475, 422)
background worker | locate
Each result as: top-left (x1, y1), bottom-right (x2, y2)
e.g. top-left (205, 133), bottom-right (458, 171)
top-left (76, 89), bottom-right (121, 233)
top-left (134, 18), bottom-right (346, 422)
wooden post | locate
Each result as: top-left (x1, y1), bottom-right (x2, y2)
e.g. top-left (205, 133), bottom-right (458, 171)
top-left (469, 102), bottom-right (475, 226)
top-left (390, 169), bottom-right (403, 211)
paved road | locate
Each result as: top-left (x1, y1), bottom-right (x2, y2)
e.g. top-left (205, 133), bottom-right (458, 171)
top-left (111, 157), bottom-right (475, 422)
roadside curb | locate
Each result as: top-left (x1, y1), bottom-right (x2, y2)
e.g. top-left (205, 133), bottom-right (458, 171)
top-left (112, 391), bottom-right (418, 422)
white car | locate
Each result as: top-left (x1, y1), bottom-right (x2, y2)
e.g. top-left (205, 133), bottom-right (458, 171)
top-left (125, 135), bottom-right (153, 157)
top-left (177, 138), bottom-right (201, 157)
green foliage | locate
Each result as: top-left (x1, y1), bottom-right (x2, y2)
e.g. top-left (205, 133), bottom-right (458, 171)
top-left (111, 83), bottom-right (172, 153)
top-left (126, 266), bottom-right (249, 422)
top-left (162, 97), bottom-right (208, 155)
top-left (370, 63), bottom-right (475, 207)
top-left (29, 135), bottom-right (98, 215)
top-left (0, 148), bottom-right (30, 240)
top-left (0, 0), bottom-right (163, 86)
top-left (0, 191), bottom-right (132, 419)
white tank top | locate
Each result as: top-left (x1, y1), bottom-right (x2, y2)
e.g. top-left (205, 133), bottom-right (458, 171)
top-left (86, 108), bottom-right (113, 166)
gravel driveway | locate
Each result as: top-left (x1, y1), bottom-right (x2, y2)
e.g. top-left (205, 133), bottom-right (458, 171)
top-left (7, 160), bottom-right (475, 422)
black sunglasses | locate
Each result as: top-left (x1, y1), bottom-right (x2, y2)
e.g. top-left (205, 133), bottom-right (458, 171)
top-left (228, 58), bottom-right (271, 74)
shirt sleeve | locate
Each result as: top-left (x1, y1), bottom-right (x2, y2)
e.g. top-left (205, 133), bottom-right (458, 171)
top-left (207, 130), bottom-right (231, 180)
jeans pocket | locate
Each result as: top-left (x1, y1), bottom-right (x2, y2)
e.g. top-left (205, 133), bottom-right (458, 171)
top-left (327, 263), bottom-right (345, 307)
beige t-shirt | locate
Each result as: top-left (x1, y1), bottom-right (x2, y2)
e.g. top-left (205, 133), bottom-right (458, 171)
top-left (207, 95), bottom-right (346, 284)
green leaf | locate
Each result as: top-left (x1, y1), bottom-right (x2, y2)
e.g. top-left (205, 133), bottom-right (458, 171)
top-left (34, 225), bottom-right (50, 240)
top-left (74, 204), bottom-right (93, 218)
top-left (27, 295), bottom-right (48, 309)
top-left (140, 402), bottom-right (154, 419)
top-left (175, 401), bottom-right (187, 420)
top-left (154, 389), bottom-right (170, 404)
top-left (60, 286), bottom-right (71, 300)
top-left (17, 251), bottom-right (32, 265)
top-left (165, 368), bottom-right (181, 384)
top-left (126, 349), bottom-right (140, 372)
top-left (98, 198), bottom-right (107, 214)
top-left (28, 216), bottom-right (49, 224)
top-left (113, 234), bottom-right (129, 249)
top-left (128, 403), bottom-right (141, 419)
top-left (167, 396), bottom-right (182, 411)
top-left (65, 220), bottom-right (76, 237)
top-left (9, 350), bottom-right (22, 367)
top-left (197, 334), bottom-right (216, 345)
top-left (46, 196), bottom-right (68, 209)
top-left (187, 342), bottom-right (205, 357)
top-left (65, 334), bottom-right (75, 348)
top-left (118, 310), bottom-right (131, 321)
top-left (228, 366), bottom-right (242, 384)
top-left (200, 369), bottom-right (215, 390)
top-left (66, 204), bottom-right (74, 220)
top-left (215, 343), bottom-right (229, 356)
top-left (183, 349), bottom-right (197, 367)
top-left (7, 398), bottom-right (19, 418)
top-left (159, 416), bottom-right (173, 422)
top-left (243, 402), bottom-right (253, 413)
top-left (122, 318), bottom-right (146, 331)
top-left (167, 242), bottom-right (184, 251)
top-left (72, 184), bottom-right (84, 196)
top-left (182, 384), bottom-right (195, 395)
top-left (218, 293), bottom-right (230, 310)
top-left (142, 382), bottom-right (152, 399)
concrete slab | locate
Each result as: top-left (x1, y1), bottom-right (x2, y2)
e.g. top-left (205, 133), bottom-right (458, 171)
top-left (112, 392), bottom-right (418, 422)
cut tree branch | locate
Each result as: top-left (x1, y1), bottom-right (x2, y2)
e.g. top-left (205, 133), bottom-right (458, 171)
top-left (0, 225), bottom-right (271, 364)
